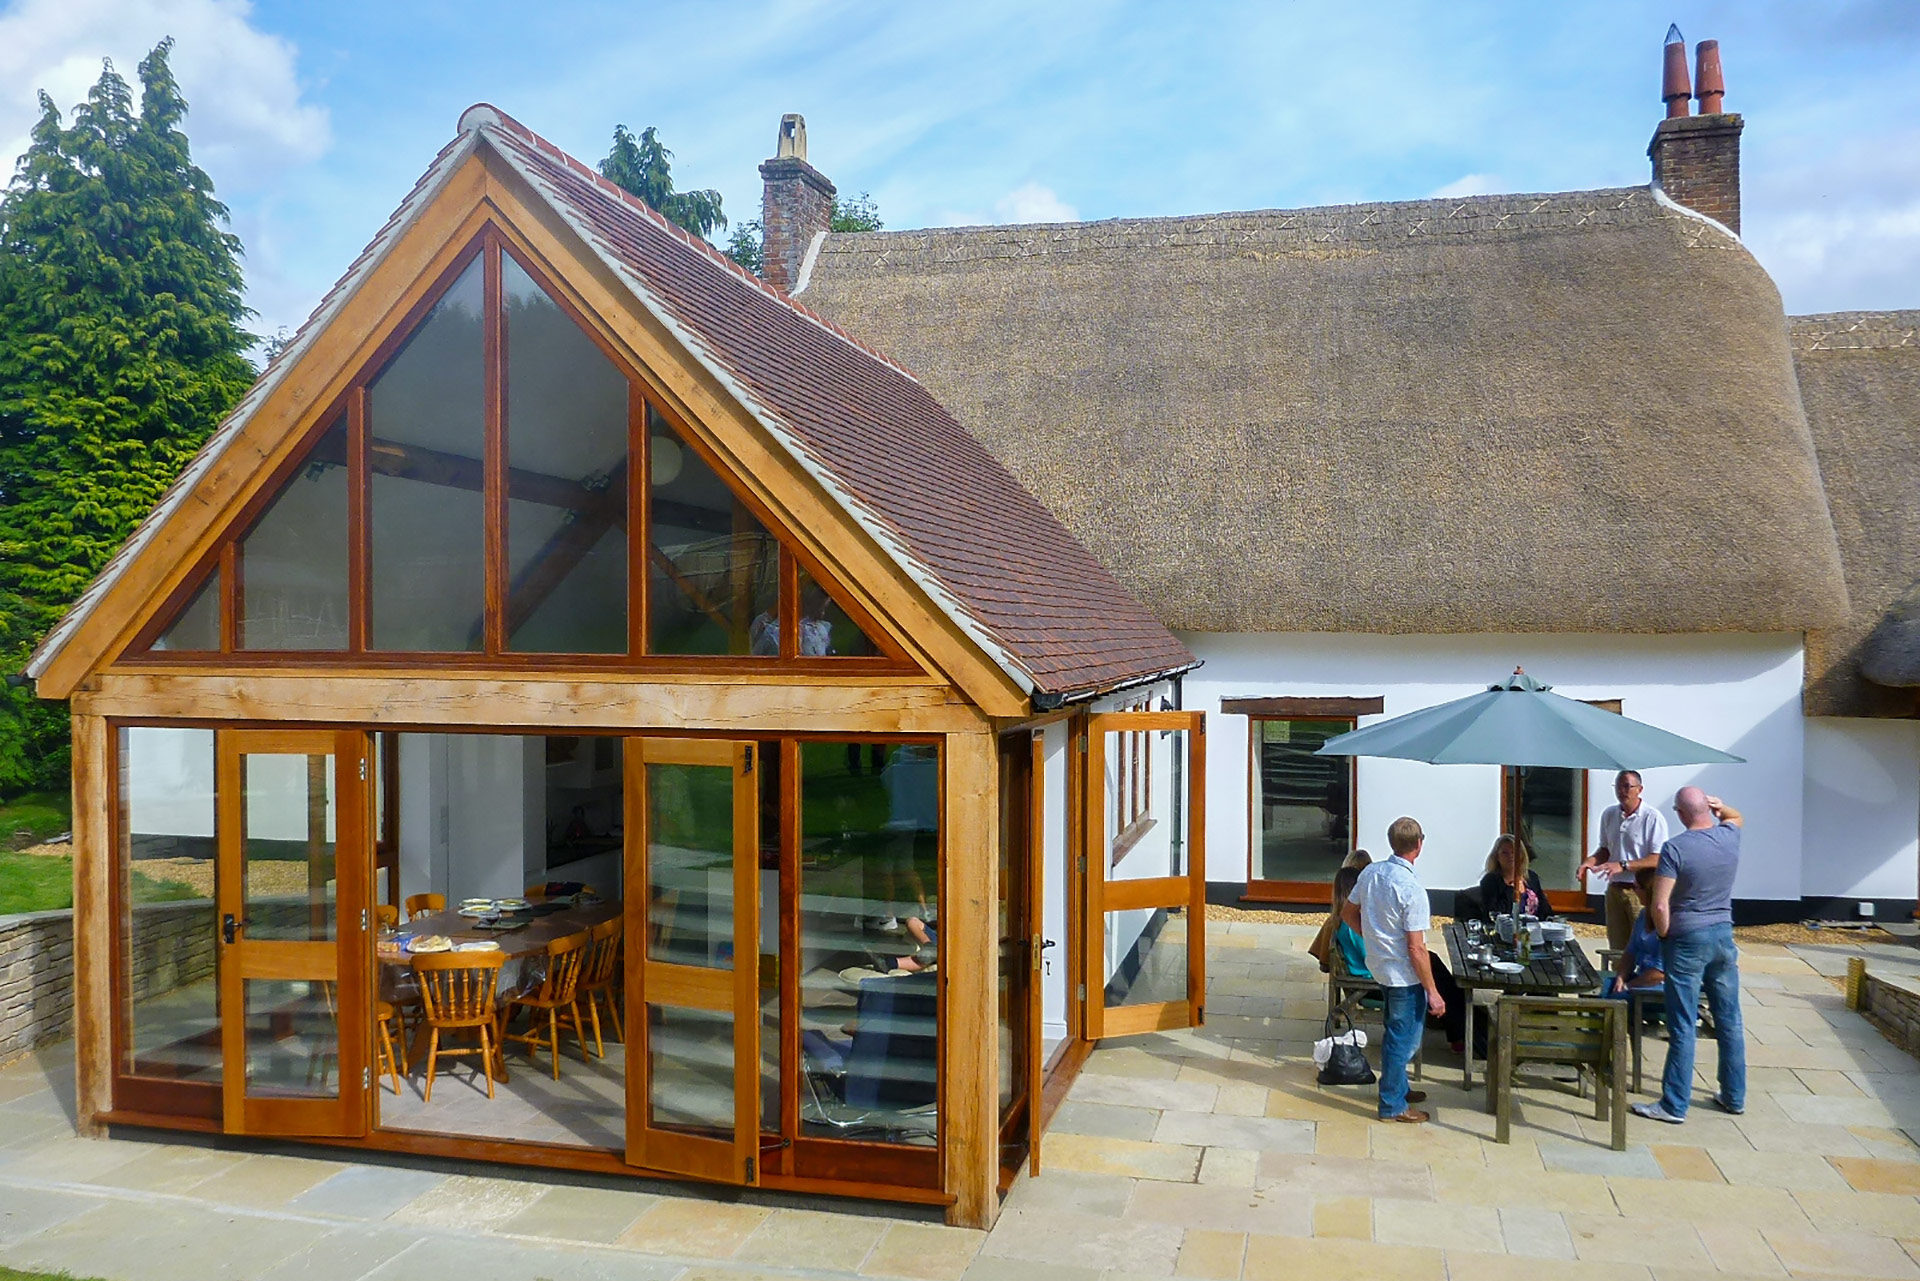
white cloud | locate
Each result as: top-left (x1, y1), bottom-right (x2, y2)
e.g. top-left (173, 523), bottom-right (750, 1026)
top-left (1427, 172), bottom-right (1503, 199)
top-left (0, 0), bottom-right (329, 194)
top-left (994, 181), bottom-right (1078, 224)
top-left (1744, 126), bottom-right (1920, 313)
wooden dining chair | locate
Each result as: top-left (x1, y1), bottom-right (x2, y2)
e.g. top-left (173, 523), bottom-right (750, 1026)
top-left (374, 903), bottom-right (401, 931)
top-left (576, 916), bottom-right (624, 1057)
top-left (404, 892), bottom-right (445, 921)
top-left (1488, 995), bottom-right (1628, 1150)
top-left (374, 998), bottom-right (407, 1093)
top-left (411, 950), bottom-right (507, 1101)
top-left (500, 931), bottom-right (591, 1079)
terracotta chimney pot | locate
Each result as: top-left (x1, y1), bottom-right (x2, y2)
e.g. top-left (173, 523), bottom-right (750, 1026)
top-left (1662, 24), bottom-right (1693, 118)
top-left (1694, 40), bottom-right (1726, 113)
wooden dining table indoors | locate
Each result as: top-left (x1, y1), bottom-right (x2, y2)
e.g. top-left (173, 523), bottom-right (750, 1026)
top-left (1442, 920), bottom-right (1600, 1088)
top-left (377, 899), bottom-right (621, 1071)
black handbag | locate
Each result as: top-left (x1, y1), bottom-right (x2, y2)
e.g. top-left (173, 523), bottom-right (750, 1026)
top-left (1315, 1012), bottom-right (1375, 1085)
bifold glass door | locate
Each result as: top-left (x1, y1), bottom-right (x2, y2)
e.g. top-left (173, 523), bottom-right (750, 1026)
top-left (625, 737), bottom-right (761, 1184)
top-left (216, 729), bottom-right (371, 1136)
top-left (1082, 712), bottom-right (1207, 1039)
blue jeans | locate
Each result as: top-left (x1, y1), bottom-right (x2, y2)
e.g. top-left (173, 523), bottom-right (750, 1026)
top-left (1379, 984), bottom-right (1424, 1118)
top-left (1659, 923), bottom-right (1745, 1118)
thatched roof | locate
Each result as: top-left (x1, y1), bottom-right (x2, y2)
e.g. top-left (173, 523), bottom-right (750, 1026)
top-left (1796, 311), bottom-right (1920, 716)
top-left (799, 188), bottom-right (1848, 635)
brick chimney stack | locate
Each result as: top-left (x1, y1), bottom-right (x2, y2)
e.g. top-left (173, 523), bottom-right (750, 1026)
top-left (1648, 28), bottom-right (1744, 234)
top-left (758, 114), bottom-right (836, 293)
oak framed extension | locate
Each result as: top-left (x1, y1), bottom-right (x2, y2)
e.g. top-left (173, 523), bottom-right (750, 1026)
top-left (35, 105), bottom-right (1199, 1230)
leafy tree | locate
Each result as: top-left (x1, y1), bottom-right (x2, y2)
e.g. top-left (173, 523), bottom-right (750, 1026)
top-left (725, 193), bottom-right (883, 274)
top-left (0, 40), bottom-right (254, 795)
top-left (599, 125), bottom-right (727, 239)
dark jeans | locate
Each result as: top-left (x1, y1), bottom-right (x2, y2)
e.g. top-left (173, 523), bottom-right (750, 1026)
top-left (1379, 984), bottom-right (1424, 1118)
top-left (1660, 922), bottom-right (1745, 1118)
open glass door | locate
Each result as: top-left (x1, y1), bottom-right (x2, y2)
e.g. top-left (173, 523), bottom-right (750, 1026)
top-left (217, 729), bottom-right (370, 1136)
top-left (626, 738), bottom-right (761, 1184)
top-left (1083, 712), bottom-right (1206, 1039)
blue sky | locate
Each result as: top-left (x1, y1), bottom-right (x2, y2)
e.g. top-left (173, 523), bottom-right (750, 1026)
top-left (3, 0), bottom-right (1918, 343)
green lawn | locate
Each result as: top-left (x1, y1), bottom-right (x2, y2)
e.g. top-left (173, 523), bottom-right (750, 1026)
top-left (0, 790), bottom-right (71, 849)
top-left (0, 1267), bottom-right (102, 1281)
top-left (0, 851), bottom-right (198, 915)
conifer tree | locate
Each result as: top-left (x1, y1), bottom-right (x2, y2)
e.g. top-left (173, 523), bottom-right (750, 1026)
top-left (0, 40), bottom-right (254, 794)
top-left (599, 125), bottom-right (727, 239)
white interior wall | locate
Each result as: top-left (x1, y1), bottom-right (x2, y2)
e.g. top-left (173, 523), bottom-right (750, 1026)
top-left (1039, 721), bottom-right (1070, 1052)
top-left (1184, 632), bottom-right (1810, 901)
top-left (1804, 718), bottom-right (1920, 901)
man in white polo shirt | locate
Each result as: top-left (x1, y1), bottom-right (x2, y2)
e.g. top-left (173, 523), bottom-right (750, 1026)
top-left (1581, 770), bottom-right (1670, 952)
top-left (1343, 816), bottom-right (1444, 1124)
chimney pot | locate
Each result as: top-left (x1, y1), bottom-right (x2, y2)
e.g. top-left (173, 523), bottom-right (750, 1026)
top-left (1694, 39), bottom-right (1726, 113)
top-left (776, 113), bottom-right (807, 163)
top-left (1662, 26), bottom-right (1693, 119)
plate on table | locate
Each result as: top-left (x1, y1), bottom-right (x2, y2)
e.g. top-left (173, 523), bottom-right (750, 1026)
top-left (494, 897), bottom-right (529, 910)
top-left (408, 935), bottom-right (452, 954)
top-left (1486, 960), bottom-right (1525, 974)
top-left (457, 907), bottom-right (497, 918)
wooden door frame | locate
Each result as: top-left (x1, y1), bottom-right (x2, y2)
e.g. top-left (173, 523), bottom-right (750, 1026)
top-left (215, 727), bottom-right (372, 1137)
top-left (1082, 711), bottom-right (1206, 1040)
top-left (624, 736), bottom-right (762, 1185)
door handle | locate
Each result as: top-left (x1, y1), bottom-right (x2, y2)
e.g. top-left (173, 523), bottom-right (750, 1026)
top-left (222, 913), bottom-right (247, 944)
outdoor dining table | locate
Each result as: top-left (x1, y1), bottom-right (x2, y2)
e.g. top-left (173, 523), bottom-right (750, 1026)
top-left (1442, 919), bottom-right (1601, 1088)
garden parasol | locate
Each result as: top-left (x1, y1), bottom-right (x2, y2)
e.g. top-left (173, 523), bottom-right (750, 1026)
top-left (1315, 668), bottom-right (1742, 896)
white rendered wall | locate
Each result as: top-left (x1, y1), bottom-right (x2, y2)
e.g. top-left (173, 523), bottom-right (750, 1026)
top-left (1804, 718), bottom-right (1920, 901)
top-left (1184, 633), bottom-right (1809, 902)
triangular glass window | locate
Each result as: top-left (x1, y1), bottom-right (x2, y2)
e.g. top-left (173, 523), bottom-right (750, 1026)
top-left (151, 567), bottom-right (221, 652)
top-left (646, 406), bottom-right (778, 655)
top-left (238, 418), bottom-right (349, 649)
top-left (368, 254), bottom-right (486, 652)
top-left (504, 255), bottom-right (629, 654)
top-left (795, 564), bottom-right (881, 657)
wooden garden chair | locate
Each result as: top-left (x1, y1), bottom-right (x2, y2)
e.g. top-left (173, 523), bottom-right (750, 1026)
top-left (374, 999), bottom-right (407, 1093)
top-left (575, 915), bottom-right (624, 1058)
top-left (411, 950), bottom-right (506, 1101)
top-left (1488, 995), bottom-right (1627, 1150)
top-left (1596, 948), bottom-right (1666, 1093)
top-left (500, 931), bottom-right (592, 1079)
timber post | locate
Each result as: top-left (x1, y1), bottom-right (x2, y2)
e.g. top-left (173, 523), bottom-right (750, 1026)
top-left (941, 725), bottom-right (1000, 1229)
top-left (69, 707), bottom-right (112, 1136)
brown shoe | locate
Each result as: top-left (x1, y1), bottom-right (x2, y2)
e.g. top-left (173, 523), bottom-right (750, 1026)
top-left (1383, 1109), bottom-right (1430, 1124)
top-left (1406, 1090), bottom-right (1427, 1104)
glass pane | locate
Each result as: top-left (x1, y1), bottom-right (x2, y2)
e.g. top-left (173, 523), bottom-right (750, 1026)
top-left (997, 741), bottom-right (1029, 1121)
top-left (504, 256), bottom-right (629, 653)
top-left (370, 255), bottom-right (485, 651)
top-left (795, 565), bottom-right (880, 657)
top-left (796, 741), bottom-right (940, 1145)
top-left (240, 420), bottom-right (349, 649)
top-left (1253, 719), bottom-right (1352, 882)
top-left (1104, 908), bottom-right (1188, 1008)
top-left (241, 753), bottom-right (337, 943)
top-left (645, 760), bottom-right (735, 966)
top-left (1517, 767), bottom-right (1584, 891)
top-left (152, 570), bottom-right (220, 651)
top-left (1102, 724), bottom-right (1190, 1009)
top-left (648, 1004), bottom-right (734, 1132)
top-left (120, 727), bottom-right (220, 1082)
top-left (646, 408), bottom-right (777, 655)
top-left (243, 978), bottom-right (340, 1099)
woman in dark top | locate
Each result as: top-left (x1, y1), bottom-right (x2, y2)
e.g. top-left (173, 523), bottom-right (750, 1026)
top-left (1478, 833), bottom-right (1557, 920)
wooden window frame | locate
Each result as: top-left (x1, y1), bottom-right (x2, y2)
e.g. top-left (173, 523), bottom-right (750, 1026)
top-left (1500, 699), bottom-right (1618, 913)
top-left (124, 224), bottom-right (913, 675)
top-left (1232, 696), bottom-right (1382, 905)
